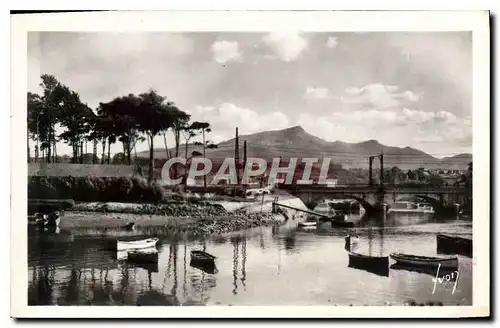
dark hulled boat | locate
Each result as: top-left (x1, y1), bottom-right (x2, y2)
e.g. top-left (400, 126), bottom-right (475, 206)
top-left (348, 252), bottom-right (389, 277)
top-left (331, 219), bottom-right (355, 228)
top-left (437, 233), bottom-right (473, 257)
top-left (190, 250), bottom-right (216, 265)
top-left (189, 260), bottom-right (218, 274)
top-left (127, 247), bottom-right (159, 264)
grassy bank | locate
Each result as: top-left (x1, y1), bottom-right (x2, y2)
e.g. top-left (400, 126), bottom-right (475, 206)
top-left (28, 176), bottom-right (165, 203)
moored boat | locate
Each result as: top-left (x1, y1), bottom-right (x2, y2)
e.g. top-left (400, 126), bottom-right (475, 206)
top-left (345, 234), bottom-right (359, 245)
top-left (117, 237), bottom-right (159, 251)
top-left (390, 252), bottom-right (459, 269)
top-left (45, 211), bottom-right (61, 228)
top-left (344, 234), bottom-right (359, 251)
top-left (298, 221), bottom-right (317, 228)
top-left (331, 219), bottom-right (354, 228)
top-left (348, 252), bottom-right (389, 271)
top-left (190, 260), bottom-right (218, 274)
top-left (436, 233), bottom-right (472, 257)
top-left (387, 201), bottom-right (435, 214)
top-left (127, 247), bottom-right (159, 263)
top-left (190, 250), bottom-right (216, 264)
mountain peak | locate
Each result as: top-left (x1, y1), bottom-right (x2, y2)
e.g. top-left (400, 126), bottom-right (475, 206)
top-left (357, 139), bottom-right (381, 146)
top-left (284, 125), bottom-right (306, 133)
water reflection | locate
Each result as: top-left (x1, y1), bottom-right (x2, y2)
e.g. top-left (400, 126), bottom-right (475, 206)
top-left (27, 213), bottom-right (473, 306)
top-left (232, 237), bottom-right (239, 295)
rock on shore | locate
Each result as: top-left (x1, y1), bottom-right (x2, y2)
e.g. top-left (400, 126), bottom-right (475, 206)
top-left (72, 201), bottom-right (227, 217)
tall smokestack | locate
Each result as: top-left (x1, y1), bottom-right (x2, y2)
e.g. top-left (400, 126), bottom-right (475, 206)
top-left (235, 128), bottom-right (240, 185)
top-left (243, 140), bottom-right (247, 163)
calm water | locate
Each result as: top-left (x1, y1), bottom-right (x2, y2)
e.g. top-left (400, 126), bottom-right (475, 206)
top-left (28, 212), bottom-right (473, 306)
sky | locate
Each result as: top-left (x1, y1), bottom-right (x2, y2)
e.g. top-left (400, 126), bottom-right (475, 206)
top-left (27, 31), bottom-right (472, 158)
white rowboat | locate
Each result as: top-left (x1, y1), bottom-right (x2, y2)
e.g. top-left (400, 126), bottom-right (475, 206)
top-left (116, 237), bottom-right (159, 251)
top-left (298, 221), bottom-right (317, 227)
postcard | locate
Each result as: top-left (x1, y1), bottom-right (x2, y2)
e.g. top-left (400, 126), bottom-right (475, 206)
top-left (10, 10), bottom-right (490, 318)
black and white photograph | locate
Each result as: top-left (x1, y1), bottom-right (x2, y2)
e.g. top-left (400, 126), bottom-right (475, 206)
top-left (10, 10), bottom-right (490, 318)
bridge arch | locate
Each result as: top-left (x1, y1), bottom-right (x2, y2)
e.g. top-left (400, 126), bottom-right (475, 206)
top-left (413, 194), bottom-right (443, 210)
top-left (395, 194), bottom-right (443, 211)
top-left (314, 194), bottom-right (375, 214)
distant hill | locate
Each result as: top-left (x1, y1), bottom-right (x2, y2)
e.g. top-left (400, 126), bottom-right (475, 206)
top-left (137, 126), bottom-right (471, 170)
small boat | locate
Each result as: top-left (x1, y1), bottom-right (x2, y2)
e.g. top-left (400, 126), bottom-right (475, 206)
top-left (122, 222), bottom-right (135, 231)
top-left (45, 211), bottom-right (61, 228)
top-left (189, 260), bottom-right (218, 274)
top-left (190, 250), bottom-right (216, 264)
top-left (437, 233), bottom-right (472, 257)
top-left (345, 234), bottom-right (359, 246)
top-left (298, 221), bottom-right (317, 228)
top-left (331, 219), bottom-right (354, 228)
top-left (390, 253), bottom-right (459, 269)
top-left (387, 201), bottom-right (435, 214)
top-left (116, 237), bottom-right (159, 251)
top-left (31, 212), bottom-right (60, 230)
top-left (344, 234), bottom-right (359, 251)
top-left (127, 247), bottom-right (159, 263)
top-left (348, 252), bottom-right (389, 270)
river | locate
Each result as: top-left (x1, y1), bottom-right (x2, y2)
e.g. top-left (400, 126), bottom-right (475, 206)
top-left (27, 212), bottom-right (473, 306)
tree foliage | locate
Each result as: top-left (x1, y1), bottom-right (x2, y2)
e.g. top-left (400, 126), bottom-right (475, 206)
top-left (27, 75), bottom-right (193, 184)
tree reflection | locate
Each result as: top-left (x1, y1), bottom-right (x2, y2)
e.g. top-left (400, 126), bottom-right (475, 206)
top-left (240, 238), bottom-right (247, 290)
top-left (28, 264), bottom-right (54, 305)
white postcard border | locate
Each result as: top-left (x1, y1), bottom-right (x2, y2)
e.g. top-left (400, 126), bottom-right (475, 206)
top-left (10, 10), bottom-right (490, 318)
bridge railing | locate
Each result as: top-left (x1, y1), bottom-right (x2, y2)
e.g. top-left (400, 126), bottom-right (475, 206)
top-left (277, 183), bottom-right (467, 192)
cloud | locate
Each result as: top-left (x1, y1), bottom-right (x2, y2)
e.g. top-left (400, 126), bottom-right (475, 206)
top-left (339, 83), bottom-right (420, 110)
top-left (262, 32), bottom-right (308, 62)
top-left (297, 108), bottom-right (471, 155)
top-left (211, 40), bottom-right (242, 64)
top-left (189, 103), bottom-right (290, 140)
top-left (326, 36), bottom-right (338, 49)
top-left (303, 87), bottom-right (333, 100)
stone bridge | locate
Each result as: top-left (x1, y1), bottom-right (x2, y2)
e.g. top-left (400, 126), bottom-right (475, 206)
top-left (281, 184), bottom-right (469, 214)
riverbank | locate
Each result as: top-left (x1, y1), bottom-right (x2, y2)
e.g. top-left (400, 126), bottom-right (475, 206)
top-left (57, 211), bottom-right (287, 236)
top-left (71, 201), bottom-right (228, 217)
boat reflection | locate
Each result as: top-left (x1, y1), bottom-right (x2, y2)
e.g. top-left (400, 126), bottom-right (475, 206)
top-left (389, 263), bottom-right (459, 280)
top-left (347, 262), bottom-right (389, 277)
top-left (190, 260), bottom-right (218, 274)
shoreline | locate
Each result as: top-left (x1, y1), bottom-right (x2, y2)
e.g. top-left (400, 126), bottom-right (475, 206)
top-left (53, 211), bottom-right (287, 237)
top-left (34, 197), bottom-right (304, 236)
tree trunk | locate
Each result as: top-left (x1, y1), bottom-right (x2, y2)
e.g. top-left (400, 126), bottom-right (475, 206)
top-left (107, 139), bottom-right (111, 164)
top-left (47, 136), bottom-right (52, 163)
top-left (101, 139), bottom-right (106, 164)
top-left (175, 130), bottom-right (180, 158)
top-left (148, 134), bottom-right (154, 183)
top-left (53, 139), bottom-right (57, 163)
top-left (163, 132), bottom-right (169, 159)
top-left (80, 141), bottom-right (84, 164)
top-left (127, 143), bottom-right (132, 165)
top-left (85, 140), bottom-right (88, 163)
top-left (202, 129), bottom-right (207, 189)
top-left (27, 130), bottom-right (30, 163)
top-left (185, 140), bottom-right (189, 159)
top-left (93, 139), bottom-right (98, 164)
top-left (72, 144), bottom-right (77, 163)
